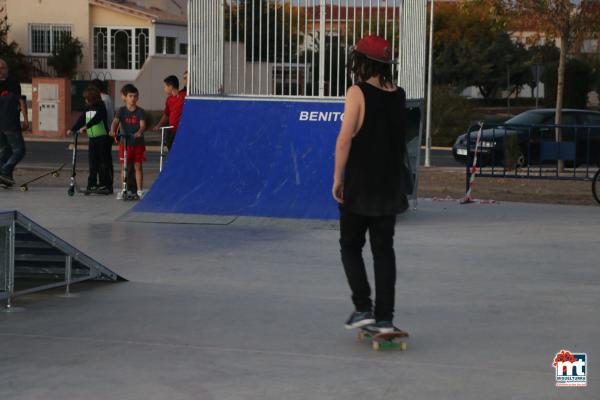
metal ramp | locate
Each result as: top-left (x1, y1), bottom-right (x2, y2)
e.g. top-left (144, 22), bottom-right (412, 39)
top-left (0, 211), bottom-right (123, 309)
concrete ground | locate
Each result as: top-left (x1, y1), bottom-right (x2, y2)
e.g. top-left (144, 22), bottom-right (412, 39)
top-left (0, 188), bottom-right (598, 399)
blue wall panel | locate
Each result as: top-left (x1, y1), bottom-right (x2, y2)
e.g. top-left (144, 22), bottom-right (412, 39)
top-left (134, 98), bottom-right (344, 220)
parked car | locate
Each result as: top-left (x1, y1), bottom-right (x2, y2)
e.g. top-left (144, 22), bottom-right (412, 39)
top-left (452, 109), bottom-right (600, 167)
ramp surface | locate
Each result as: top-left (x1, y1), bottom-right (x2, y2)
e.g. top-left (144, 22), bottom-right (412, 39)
top-left (1, 190), bottom-right (599, 400)
top-left (130, 98), bottom-right (422, 222)
top-left (1, 210), bottom-right (123, 301)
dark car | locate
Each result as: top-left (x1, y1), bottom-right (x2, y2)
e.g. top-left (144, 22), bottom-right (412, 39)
top-left (452, 109), bottom-right (600, 167)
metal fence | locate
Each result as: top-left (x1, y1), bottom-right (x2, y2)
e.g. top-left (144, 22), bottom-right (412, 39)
top-left (188, 0), bottom-right (426, 100)
top-left (465, 122), bottom-right (600, 185)
top-left (25, 56), bottom-right (56, 80)
top-left (24, 56), bottom-right (113, 83)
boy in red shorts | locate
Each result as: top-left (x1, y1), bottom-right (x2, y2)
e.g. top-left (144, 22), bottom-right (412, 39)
top-left (110, 84), bottom-right (147, 200)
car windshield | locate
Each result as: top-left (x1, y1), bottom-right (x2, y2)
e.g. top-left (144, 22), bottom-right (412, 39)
top-left (504, 112), bottom-right (549, 125)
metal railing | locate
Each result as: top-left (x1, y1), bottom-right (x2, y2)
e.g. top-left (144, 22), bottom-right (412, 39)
top-left (74, 71), bottom-right (113, 80)
top-left (188, 0), bottom-right (426, 100)
top-left (464, 122), bottom-right (600, 203)
top-left (25, 57), bottom-right (113, 82)
top-left (26, 56), bottom-right (55, 79)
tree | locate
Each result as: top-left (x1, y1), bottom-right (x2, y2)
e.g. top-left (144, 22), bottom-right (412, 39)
top-left (432, 1), bottom-right (531, 99)
top-left (527, 42), bottom-right (560, 100)
top-left (494, 0), bottom-right (600, 169)
top-left (225, 1), bottom-right (305, 63)
top-left (0, 15), bottom-right (31, 82)
top-left (47, 35), bottom-right (83, 79)
top-left (544, 57), bottom-right (593, 108)
top-left (583, 52), bottom-right (600, 93)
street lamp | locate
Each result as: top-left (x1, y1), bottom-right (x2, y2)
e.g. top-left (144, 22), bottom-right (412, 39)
top-left (425, 0), bottom-right (434, 167)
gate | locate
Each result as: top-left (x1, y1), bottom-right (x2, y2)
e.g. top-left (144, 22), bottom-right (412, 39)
top-left (188, 0), bottom-right (427, 100)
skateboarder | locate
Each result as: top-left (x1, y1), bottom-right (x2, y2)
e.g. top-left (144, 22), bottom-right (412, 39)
top-left (0, 58), bottom-right (28, 187)
top-left (332, 36), bottom-right (409, 334)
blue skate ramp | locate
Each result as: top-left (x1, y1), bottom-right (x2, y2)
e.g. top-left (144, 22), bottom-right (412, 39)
top-left (131, 98), bottom-right (421, 222)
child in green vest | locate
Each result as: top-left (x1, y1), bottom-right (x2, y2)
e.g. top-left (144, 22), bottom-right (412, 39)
top-left (68, 85), bottom-right (112, 194)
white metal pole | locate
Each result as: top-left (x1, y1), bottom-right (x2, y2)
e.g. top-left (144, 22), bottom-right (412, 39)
top-left (425, 0), bottom-right (434, 168)
top-left (318, 0), bottom-right (326, 97)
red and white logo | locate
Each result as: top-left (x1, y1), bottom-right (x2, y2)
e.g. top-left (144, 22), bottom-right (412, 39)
top-left (553, 349), bottom-right (587, 387)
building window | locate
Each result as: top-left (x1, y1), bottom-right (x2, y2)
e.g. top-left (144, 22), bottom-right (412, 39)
top-left (156, 37), bottom-right (163, 54)
top-left (179, 43), bottom-right (188, 55)
top-left (94, 27), bottom-right (149, 71)
top-left (111, 29), bottom-right (132, 70)
top-left (29, 24), bottom-right (72, 55)
top-left (166, 37), bottom-right (176, 54)
top-left (135, 28), bottom-right (149, 69)
top-left (93, 28), bottom-right (108, 69)
top-left (156, 36), bottom-right (177, 55)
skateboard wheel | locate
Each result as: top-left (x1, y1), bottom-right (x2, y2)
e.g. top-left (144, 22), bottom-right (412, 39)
top-left (52, 172), bottom-right (59, 177)
top-left (400, 342), bottom-right (407, 351)
top-left (357, 331), bottom-right (365, 342)
top-left (372, 341), bottom-right (380, 351)
top-left (20, 186), bottom-right (28, 192)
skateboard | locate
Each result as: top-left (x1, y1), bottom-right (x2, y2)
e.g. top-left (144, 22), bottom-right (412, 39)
top-left (1, 163), bottom-right (66, 192)
top-left (358, 327), bottom-right (409, 351)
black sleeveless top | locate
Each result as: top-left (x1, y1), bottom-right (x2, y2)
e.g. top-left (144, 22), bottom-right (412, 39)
top-left (341, 82), bottom-right (409, 216)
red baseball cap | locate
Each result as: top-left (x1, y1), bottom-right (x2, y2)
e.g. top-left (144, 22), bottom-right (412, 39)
top-left (352, 35), bottom-right (396, 64)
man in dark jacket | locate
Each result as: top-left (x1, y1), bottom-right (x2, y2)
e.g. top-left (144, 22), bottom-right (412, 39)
top-left (0, 58), bottom-right (28, 186)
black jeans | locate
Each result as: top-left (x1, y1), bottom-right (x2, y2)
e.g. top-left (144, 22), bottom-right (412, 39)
top-left (165, 129), bottom-right (176, 151)
top-left (103, 135), bottom-right (114, 189)
top-left (339, 208), bottom-right (397, 322)
top-left (87, 136), bottom-right (112, 189)
top-left (0, 130), bottom-right (26, 178)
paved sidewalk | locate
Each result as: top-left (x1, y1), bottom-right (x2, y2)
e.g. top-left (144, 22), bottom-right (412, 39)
top-left (22, 131), bottom-right (165, 144)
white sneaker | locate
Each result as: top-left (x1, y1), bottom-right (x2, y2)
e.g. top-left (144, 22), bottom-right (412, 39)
top-left (116, 191), bottom-right (124, 200)
top-left (137, 190), bottom-right (145, 199)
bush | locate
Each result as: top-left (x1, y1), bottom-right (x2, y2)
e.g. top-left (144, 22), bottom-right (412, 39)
top-left (430, 85), bottom-right (476, 147)
top-left (543, 58), bottom-right (593, 109)
top-left (47, 36), bottom-right (83, 79)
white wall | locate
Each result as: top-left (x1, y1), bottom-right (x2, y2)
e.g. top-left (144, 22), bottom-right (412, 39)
top-left (461, 83), bottom-right (546, 100)
top-left (6, 0), bottom-right (92, 71)
top-left (115, 55), bottom-right (187, 111)
top-left (129, 0), bottom-right (186, 16)
top-left (223, 42), bottom-right (271, 95)
top-left (155, 23), bottom-right (187, 46)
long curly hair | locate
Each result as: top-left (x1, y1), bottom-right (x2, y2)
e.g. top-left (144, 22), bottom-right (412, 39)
top-left (348, 50), bottom-right (394, 87)
top-left (83, 85), bottom-right (103, 106)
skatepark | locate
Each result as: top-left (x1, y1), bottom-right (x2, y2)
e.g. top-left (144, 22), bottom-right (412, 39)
top-left (1, 188), bottom-right (599, 399)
